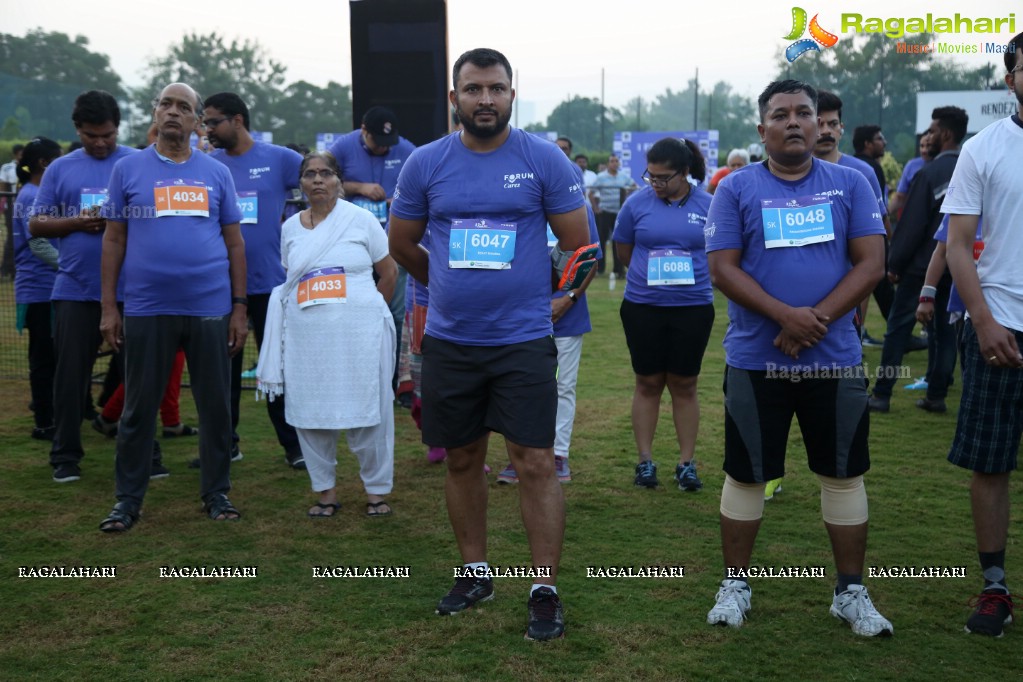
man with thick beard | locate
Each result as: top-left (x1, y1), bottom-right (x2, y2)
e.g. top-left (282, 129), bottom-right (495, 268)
top-left (389, 47), bottom-right (588, 641)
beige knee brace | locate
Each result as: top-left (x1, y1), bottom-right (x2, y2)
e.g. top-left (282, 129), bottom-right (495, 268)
top-left (818, 474), bottom-right (868, 525)
top-left (720, 475), bottom-right (766, 521)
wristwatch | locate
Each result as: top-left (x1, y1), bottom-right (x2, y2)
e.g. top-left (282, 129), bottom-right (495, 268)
top-left (566, 291), bottom-right (578, 304)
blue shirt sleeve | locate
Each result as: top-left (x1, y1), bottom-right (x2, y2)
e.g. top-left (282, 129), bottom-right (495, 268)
top-left (704, 179), bottom-right (745, 252)
top-left (611, 194), bottom-right (637, 244)
top-left (390, 150), bottom-right (428, 220)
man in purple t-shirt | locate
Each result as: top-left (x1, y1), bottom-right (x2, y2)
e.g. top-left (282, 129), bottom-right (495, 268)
top-left (389, 48), bottom-right (588, 641)
top-left (704, 80), bottom-right (892, 637)
top-left (205, 91), bottom-right (305, 470)
top-left (28, 90), bottom-right (142, 484)
top-left (97, 83), bottom-right (248, 533)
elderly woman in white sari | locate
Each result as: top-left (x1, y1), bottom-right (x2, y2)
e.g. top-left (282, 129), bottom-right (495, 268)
top-left (258, 151), bottom-right (397, 517)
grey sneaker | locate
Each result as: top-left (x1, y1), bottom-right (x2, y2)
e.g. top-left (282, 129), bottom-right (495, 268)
top-left (830, 585), bottom-right (893, 636)
top-left (707, 579), bottom-right (751, 627)
top-left (634, 460), bottom-right (658, 488)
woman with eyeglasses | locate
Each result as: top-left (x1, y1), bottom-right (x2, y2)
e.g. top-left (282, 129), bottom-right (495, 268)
top-left (612, 137), bottom-right (715, 492)
top-left (257, 151), bottom-right (398, 518)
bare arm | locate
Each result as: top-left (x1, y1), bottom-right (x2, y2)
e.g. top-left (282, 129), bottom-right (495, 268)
top-left (947, 214), bottom-right (1021, 367)
top-left (222, 222), bottom-right (249, 357)
top-left (30, 208), bottom-right (106, 239)
top-left (373, 254), bottom-right (398, 303)
top-left (548, 206), bottom-right (589, 253)
top-left (343, 181), bottom-right (386, 202)
top-left (615, 242), bottom-right (633, 270)
top-left (708, 248), bottom-right (829, 359)
top-left (916, 241), bottom-right (947, 324)
top-left (388, 216), bottom-right (429, 286)
top-left (99, 220), bottom-right (128, 351)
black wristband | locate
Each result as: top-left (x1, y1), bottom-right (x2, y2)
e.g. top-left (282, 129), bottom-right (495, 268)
top-left (232, 297), bottom-right (249, 306)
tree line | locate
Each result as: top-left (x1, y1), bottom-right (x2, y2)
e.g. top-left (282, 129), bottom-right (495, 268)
top-left (0, 29), bottom-right (998, 162)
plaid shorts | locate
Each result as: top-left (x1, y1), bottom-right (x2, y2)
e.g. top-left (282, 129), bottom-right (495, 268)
top-left (948, 320), bottom-right (1023, 473)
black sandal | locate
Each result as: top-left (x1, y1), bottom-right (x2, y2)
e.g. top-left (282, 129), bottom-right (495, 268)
top-left (308, 502), bottom-right (341, 518)
top-left (365, 500), bottom-right (393, 517)
top-left (99, 501), bottom-right (140, 533)
top-left (203, 494), bottom-right (241, 521)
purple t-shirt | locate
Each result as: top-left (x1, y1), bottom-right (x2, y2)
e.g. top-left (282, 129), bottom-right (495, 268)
top-left (933, 214), bottom-right (983, 316)
top-left (104, 147), bottom-right (242, 316)
top-left (612, 185), bottom-right (713, 307)
top-left (329, 129), bottom-right (416, 225)
top-left (13, 183), bottom-right (57, 304)
top-left (30, 145), bottom-right (137, 301)
top-left (706, 159), bottom-right (885, 370)
top-left (390, 128), bottom-right (585, 345)
top-left (210, 142), bottom-right (302, 294)
top-left (836, 154), bottom-right (887, 218)
top-left (897, 156), bottom-right (925, 194)
top-left (553, 203), bottom-right (601, 337)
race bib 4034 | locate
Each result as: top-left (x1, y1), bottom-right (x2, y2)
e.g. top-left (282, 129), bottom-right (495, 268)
top-left (154, 180), bottom-right (210, 218)
top-left (761, 195), bottom-right (834, 249)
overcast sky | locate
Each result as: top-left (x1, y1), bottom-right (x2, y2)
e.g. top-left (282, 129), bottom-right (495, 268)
top-left (7, 0), bottom-right (1017, 124)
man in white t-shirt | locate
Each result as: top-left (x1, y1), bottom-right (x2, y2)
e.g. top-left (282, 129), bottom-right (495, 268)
top-left (942, 31), bottom-right (1023, 638)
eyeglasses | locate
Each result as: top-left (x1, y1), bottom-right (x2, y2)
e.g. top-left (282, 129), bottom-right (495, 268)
top-left (1012, 64), bottom-right (1023, 74)
top-left (642, 169), bottom-right (682, 187)
top-left (301, 169), bottom-right (337, 180)
top-left (203, 118), bottom-right (227, 128)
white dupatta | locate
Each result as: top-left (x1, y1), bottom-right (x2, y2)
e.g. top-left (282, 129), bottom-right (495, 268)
top-left (256, 200), bottom-right (357, 400)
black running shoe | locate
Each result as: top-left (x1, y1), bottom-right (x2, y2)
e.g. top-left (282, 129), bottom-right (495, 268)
top-left (965, 590), bottom-right (1014, 637)
top-left (525, 587), bottom-right (565, 641)
top-left (435, 576), bottom-right (494, 615)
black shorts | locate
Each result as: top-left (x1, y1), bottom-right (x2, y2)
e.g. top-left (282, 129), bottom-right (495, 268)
top-left (620, 300), bottom-right (715, 376)
top-left (723, 366), bottom-right (870, 483)
top-left (421, 334), bottom-right (558, 449)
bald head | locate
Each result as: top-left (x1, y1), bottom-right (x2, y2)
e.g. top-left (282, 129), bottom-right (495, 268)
top-left (153, 83), bottom-right (202, 145)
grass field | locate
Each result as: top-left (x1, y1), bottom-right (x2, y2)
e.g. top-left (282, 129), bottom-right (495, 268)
top-left (1, 282), bottom-right (1020, 681)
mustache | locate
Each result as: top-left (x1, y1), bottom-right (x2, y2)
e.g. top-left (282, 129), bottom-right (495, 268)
top-left (818, 135), bottom-right (836, 144)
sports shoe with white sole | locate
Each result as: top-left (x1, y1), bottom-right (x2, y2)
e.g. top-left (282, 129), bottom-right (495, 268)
top-left (830, 584), bottom-right (893, 636)
top-left (707, 579), bottom-right (751, 628)
top-left (965, 590), bottom-right (1014, 637)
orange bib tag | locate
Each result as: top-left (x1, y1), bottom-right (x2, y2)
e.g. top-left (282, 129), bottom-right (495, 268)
top-left (296, 267), bottom-right (347, 308)
top-left (154, 180), bottom-right (210, 217)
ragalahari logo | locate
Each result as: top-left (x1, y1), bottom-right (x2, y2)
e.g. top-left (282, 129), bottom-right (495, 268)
top-left (784, 7), bottom-right (839, 62)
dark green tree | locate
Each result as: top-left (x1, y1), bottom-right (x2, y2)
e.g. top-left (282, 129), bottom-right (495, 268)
top-left (775, 33), bottom-right (996, 161)
top-left (133, 32), bottom-right (287, 141)
top-left (0, 29), bottom-right (125, 139)
top-left (267, 80), bottom-right (352, 148)
top-left (525, 95), bottom-right (623, 152)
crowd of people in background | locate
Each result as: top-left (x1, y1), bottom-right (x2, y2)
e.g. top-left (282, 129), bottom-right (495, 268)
top-left (3, 33), bottom-right (1023, 642)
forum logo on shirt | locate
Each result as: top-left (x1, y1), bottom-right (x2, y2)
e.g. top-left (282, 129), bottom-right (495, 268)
top-left (503, 172), bottom-right (535, 189)
top-left (783, 7), bottom-right (839, 62)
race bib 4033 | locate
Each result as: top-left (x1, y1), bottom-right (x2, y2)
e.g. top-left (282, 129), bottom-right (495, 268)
top-left (761, 195), bottom-right (834, 249)
top-left (154, 180), bottom-right (210, 218)
top-left (296, 267), bottom-right (347, 308)
top-left (449, 218), bottom-right (516, 270)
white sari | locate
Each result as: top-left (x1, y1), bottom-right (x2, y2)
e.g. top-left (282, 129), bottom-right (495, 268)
top-left (257, 200), bottom-right (393, 429)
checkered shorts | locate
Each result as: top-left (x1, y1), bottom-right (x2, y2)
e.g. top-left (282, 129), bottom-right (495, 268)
top-left (948, 320), bottom-right (1023, 473)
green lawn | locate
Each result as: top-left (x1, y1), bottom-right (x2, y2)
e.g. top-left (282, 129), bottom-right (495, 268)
top-left (1, 284), bottom-right (1019, 681)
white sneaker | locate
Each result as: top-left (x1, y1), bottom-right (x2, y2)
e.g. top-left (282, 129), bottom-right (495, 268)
top-left (830, 584), bottom-right (893, 636)
top-left (707, 579), bottom-right (751, 627)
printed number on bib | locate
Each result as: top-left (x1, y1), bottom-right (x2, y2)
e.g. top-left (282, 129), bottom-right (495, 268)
top-left (647, 249), bottom-right (695, 286)
top-left (80, 188), bottom-right (108, 212)
top-left (760, 195), bottom-right (834, 249)
top-left (352, 197), bottom-right (388, 224)
top-left (154, 180), bottom-right (210, 217)
top-left (296, 267), bottom-right (347, 308)
top-left (237, 191), bottom-right (258, 224)
top-left (449, 218), bottom-right (516, 269)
